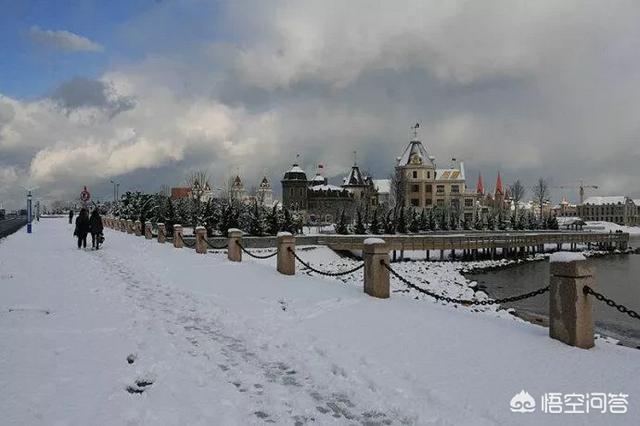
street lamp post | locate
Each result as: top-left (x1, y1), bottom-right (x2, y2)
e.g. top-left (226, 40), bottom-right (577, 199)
top-left (27, 190), bottom-right (32, 233)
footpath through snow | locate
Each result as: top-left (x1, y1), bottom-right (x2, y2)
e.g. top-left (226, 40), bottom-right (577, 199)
top-left (1, 218), bottom-right (639, 425)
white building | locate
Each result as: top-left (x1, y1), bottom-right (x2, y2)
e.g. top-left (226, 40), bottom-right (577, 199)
top-left (577, 196), bottom-right (638, 226)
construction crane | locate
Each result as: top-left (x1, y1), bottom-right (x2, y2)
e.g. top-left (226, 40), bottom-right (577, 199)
top-left (556, 180), bottom-right (599, 204)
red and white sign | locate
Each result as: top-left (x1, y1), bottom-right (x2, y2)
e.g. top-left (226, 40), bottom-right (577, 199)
top-left (80, 186), bottom-right (91, 202)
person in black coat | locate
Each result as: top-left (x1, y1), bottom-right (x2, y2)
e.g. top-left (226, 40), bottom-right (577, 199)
top-left (74, 208), bottom-right (90, 249)
top-left (68, 209), bottom-right (74, 224)
top-left (89, 209), bottom-right (104, 250)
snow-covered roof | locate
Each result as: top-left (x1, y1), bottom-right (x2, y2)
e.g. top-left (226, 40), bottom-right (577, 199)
top-left (372, 179), bottom-right (391, 194)
top-left (289, 165), bottom-right (305, 173)
top-left (397, 140), bottom-right (435, 167)
top-left (634, 199), bottom-right (640, 206)
top-left (582, 196), bottom-right (627, 205)
top-left (282, 163), bottom-right (307, 181)
top-left (435, 162), bottom-right (465, 181)
top-left (311, 174), bottom-right (326, 182)
top-left (342, 164), bottom-right (366, 186)
top-left (308, 184), bottom-right (345, 192)
top-left (556, 217), bottom-right (585, 226)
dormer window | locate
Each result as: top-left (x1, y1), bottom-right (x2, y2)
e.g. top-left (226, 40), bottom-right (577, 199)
top-left (412, 171), bottom-right (418, 179)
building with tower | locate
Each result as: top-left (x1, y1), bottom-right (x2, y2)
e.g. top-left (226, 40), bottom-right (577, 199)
top-left (256, 176), bottom-right (274, 208)
top-left (395, 131), bottom-right (479, 222)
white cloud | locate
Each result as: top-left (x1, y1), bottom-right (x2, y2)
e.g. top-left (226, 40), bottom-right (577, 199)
top-left (29, 26), bottom-right (103, 52)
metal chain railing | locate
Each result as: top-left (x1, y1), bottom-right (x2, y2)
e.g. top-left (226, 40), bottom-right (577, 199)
top-left (583, 286), bottom-right (640, 320)
top-left (204, 238), bottom-right (228, 250)
top-left (381, 260), bottom-right (549, 306)
top-left (176, 233), bottom-right (196, 248)
top-left (236, 241), bottom-right (279, 259)
top-left (288, 247), bottom-right (364, 277)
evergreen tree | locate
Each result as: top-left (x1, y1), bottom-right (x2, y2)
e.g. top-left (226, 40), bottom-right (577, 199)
top-left (396, 207), bottom-right (407, 233)
top-left (486, 213), bottom-right (496, 230)
top-left (473, 210), bottom-right (484, 230)
top-left (548, 214), bottom-right (559, 230)
top-left (247, 201), bottom-right (266, 236)
top-left (449, 209), bottom-right (459, 230)
top-left (218, 201), bottom-right (240, 236)
top-left (383, 209), bottom-right (396, 234)
top-left (517, 212), bottom-right (527, 230)
top-left (427, 208), bottom-right (436, 231)
top-left (335, 209), bottom-right (350, 234)
top-left (462, 214), bottom-right (471, 230)
top-left (497, 210), bottom-right (508, 230)
top-left (369, 208), bottom-right (381, 234)
top-left (439, 208), bottom-right (449, 231)
top-left (419, 210), bottom-right (428, 231)
top-left (201, 199), bottom-right (218, 236)
top-left (527, 211), bottom-right (538, 230)
top-left (510, 212), bottom-right (517, 230)
top-left (409, 209), bottom-right (421, 233)
top-left (266, 203), bottom-right (281, 235)
top-left (354, 208), bottom-right (367, 234)
top-left (164, 197), bottom-right (176, 236)
top-left (281, 207), bottom-right (296, 234)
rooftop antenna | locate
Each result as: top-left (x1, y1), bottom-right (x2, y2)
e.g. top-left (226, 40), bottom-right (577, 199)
top-left (412, 122), bottom-right (420, 140)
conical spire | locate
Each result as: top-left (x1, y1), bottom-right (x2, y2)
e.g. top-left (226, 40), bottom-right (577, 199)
top-left (495, 172), bottom-right (504, 196)
top-left (476, 173), bottom-right (484, 195)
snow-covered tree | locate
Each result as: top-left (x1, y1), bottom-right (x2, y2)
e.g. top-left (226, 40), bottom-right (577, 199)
top-left (246, 201), bottom-right (266, 236)
top-left (266, 203), bottom-right (281, 235)
top-left (354, 208), bottom-right (367, 234)
top-left (335, 209), bottom-right (350, 235)
top-left (369, 208), bottom-right (381, 234)
top-left (409, 209), bottom-right (420, 233)
top-left (396, 207), bottom-right (407, 233)
top-left (383, 209), bottom-right (396, 234)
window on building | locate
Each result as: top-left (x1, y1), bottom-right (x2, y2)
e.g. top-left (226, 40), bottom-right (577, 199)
top-left (411, 184), bottom-right (419, 192)
top-left (412, 171), bottom-right (418, 179)
top-left (427, 171), bottom-right (431, 179)
top-left (411, 198), bottom-right (420, 207)
top-left (465, 198), bottom-right (474, 207)
top-left (451, 185), bottom-right (460, 193)
top-left (451, 199), bottom-right (460, 209)
top-left (436, 199), bottom-right (444, 207)
top-left (426, 184), bottom-right (432, 193)
top-left (426, 198), bottom-right (433, 206)
top-left (436, 185), bottom-right (445, 194)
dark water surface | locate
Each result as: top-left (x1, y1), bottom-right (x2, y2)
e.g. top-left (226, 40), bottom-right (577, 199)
top-left (468, 237), bottom-right (640, 347)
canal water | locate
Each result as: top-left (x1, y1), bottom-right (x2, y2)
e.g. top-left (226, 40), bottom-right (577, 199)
top-left (467, 237), bottom-right (640, 348)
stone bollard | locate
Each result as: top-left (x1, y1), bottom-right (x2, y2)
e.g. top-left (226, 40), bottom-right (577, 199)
top-left (157, 223), bottom-right (166, 243)
top-left (126, 220), bottom-right (134, 234)
top-left (277, 232), bottom-right (295, 275)
top-left (144, 221), bottom-right (153, 239)
top-left (173, 224), bottom-right (184, 248)
top-left (134, 220), bottom-right (142, 237)
top-left (363, 238), bottom-right (390, 299)
top-left (549, 252), bottom-right (595, 349)
top-left (227, 228), bottom-right (243, 262)
top-left (195, 226), bottom-right (207, 254)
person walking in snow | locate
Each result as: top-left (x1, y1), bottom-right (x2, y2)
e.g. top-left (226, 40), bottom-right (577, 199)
top-left (68, 209), bottom-right (74, 224)
top-left (74, 208), bottom-right (90, 249)
top-left (89, 208), bottom-right (104, 250)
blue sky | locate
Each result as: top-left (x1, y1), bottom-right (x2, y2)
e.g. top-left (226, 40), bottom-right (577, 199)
top-left (0, 0), bottom-right (224, 98)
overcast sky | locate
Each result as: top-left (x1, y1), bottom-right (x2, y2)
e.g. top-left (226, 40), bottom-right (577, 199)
top-left (1, 0), bottom-right (640, 209)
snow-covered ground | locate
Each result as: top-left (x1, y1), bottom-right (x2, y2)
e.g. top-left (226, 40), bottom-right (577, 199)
top-left (584, 221), bottom-right (640, 236)
top-left (1, 218), bottom-right (639, 425)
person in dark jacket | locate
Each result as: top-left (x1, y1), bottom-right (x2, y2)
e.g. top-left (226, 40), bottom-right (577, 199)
top-left (74, 208), bottom-right (90, 249)
top-left (68, 209), bottom-right (74, 224)
top-left (89, 208), bottom-right (104, 250)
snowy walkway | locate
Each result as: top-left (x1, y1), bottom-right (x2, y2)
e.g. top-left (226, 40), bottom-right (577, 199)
top-left (1, 218), bottom-right (638, 425)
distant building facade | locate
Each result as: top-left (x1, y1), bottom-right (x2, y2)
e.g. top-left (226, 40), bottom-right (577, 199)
top-left (395, 137), bottom-right (480, 222)
top-left (577, 196), bottom-right (638, 226)
top-left (281, 163), bottom-right (379, 223)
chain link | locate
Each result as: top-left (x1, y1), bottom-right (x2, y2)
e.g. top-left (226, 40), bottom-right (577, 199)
top-left (176, 233), bottom-right (196, 248)
top-left (236, 241), bottom-right (279, 259)
top-left (288, 247), bottom-right (365, 277)
top-left (381, 260), bottom-right (549, 306)
top-left (583, 286), bottom-right (640, 320)
top-left (204, 238), bottom-right (228, 250)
